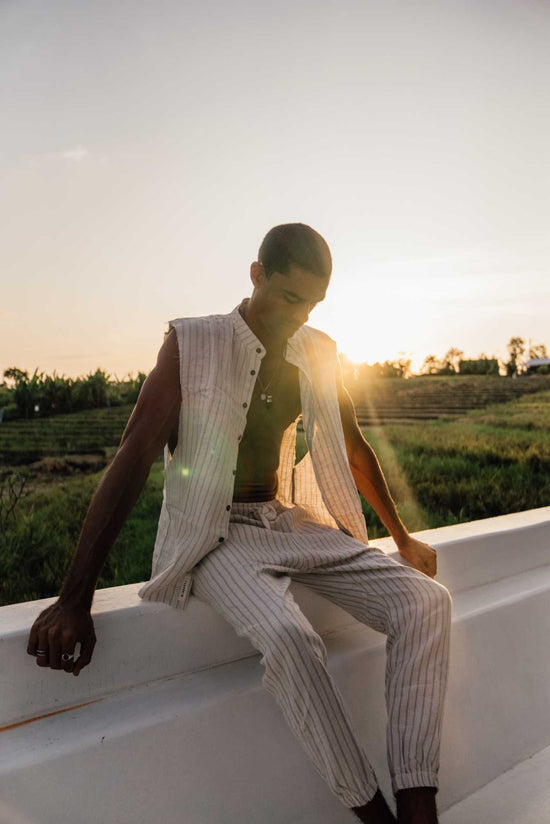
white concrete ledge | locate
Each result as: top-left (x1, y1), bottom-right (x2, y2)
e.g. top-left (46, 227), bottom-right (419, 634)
top-left (2, 507), bottom-right (548, 730)
top-left (1, 506), bottom-right (549, 823)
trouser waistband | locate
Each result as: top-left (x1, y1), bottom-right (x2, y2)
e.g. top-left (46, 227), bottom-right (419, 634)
top-left (230, 499), bottom-right (286, 529)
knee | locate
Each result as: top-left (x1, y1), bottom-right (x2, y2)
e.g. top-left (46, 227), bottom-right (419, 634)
top-left (392, 575), bottom-right (452, 635)
top-left (403, 577), bottom-right (452, 634)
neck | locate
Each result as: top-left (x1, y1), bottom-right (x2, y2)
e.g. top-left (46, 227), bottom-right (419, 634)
top-left (239, 298), bottom-right (287, 356)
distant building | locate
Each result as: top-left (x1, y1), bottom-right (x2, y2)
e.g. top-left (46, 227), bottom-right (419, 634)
top-left (523, 357), bottom-right (550, 375)
top-left (458, 358), bottom-right (499, 376)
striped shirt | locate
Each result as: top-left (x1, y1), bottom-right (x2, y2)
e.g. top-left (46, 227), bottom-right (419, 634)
top-left (137, 303), bottom-right (369, 610)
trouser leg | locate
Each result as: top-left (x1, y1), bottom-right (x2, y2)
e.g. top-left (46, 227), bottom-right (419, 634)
top-left (192, 544), bottom-right (379, 808)
top-left (292, 546), bottom-right (452, 796)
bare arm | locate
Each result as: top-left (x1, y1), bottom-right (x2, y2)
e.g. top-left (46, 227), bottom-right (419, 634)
top-left (26, 327), bottom-right (181, 673)
top-left (337, 377), bottom-right (437, 577)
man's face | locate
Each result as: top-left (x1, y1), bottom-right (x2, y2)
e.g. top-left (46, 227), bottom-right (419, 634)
top-left (251, 262), bottom-right (329, 340)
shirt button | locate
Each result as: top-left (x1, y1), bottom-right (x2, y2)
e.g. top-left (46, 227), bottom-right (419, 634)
top-left (218, 536), bottom-right (225, 543)
top-left (243, 402), bottom-right (247, 408)
top-left (232, 469), bottom-right (236, 475)
top-left (256, 347), bottom-right (262, 353)
top-left (250, 369), bottom-right (256, 375)
top-left (226, 505), bottom-right (231, 511)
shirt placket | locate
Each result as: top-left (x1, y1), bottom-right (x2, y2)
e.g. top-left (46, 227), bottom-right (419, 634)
top-left (216, 339), bottom-right (265, 547)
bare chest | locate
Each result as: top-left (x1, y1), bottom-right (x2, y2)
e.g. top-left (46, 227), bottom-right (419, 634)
top-left (241, 358), bottom-right (301, 447)
top-left (233, 359), bottom-right (301, 500)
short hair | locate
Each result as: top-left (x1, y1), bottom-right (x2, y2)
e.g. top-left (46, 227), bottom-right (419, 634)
top-left (258, 223), bottom-right (332, 279)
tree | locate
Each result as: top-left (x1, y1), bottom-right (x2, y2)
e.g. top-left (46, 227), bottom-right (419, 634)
top-left (442, 348), bottom-right (464, 374)
top-left (506, 337), bottom-right (525, 361)
top-left (3, 367), bottom-right (44, 418)
top-left (421, 355), bottom-right (441, 375)
top-left (3, 367), bottom-right (29, 389)
top-left (528, 343), bottom-right (548, 359)
top-left (379, 360), bottom-right (400, 378)
top-left (394, 355), bottom-right (412, 379)
top-left (505, 336), bottom-right (526, 376)
top-left (72, 368), bottom-right (111, 410)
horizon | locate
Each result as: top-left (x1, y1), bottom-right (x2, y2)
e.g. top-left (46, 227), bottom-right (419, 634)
top-left (2, 333), bottom-right (542, 386)
top-left (1, 310), bottom-right (545, 380)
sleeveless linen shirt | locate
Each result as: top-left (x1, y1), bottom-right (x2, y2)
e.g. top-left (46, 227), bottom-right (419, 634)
top-left (137, 303), bottom-right (369, 610)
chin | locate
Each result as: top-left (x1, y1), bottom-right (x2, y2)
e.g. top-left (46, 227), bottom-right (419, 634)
top-left (279, 329), bottom-right (295, 341)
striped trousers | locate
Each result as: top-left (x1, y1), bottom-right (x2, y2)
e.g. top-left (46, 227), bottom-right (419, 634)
top-left (192, 500), bottom-right (452, 808)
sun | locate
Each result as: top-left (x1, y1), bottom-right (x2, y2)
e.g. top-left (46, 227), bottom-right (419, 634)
top-left (312, 276), bottom-right (417, 366)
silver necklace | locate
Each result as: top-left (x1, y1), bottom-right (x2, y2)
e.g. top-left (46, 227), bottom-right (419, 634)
top-left (257, 357), bottom-right (284, 410)
top-left (239, 301), bottom-right (286, 409)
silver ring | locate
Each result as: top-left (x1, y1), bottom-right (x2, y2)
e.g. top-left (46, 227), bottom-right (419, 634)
top-left (36, 649), bottom-right (48, 656)
top-left (61, 653), bottom-right (74, 662)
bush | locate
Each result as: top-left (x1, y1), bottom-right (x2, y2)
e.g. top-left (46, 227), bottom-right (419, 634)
top-left (0, 470), bottom-right (85, 606)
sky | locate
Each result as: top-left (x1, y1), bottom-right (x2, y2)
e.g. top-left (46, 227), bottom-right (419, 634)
top-left (1, 0), bottom-right (549, 380)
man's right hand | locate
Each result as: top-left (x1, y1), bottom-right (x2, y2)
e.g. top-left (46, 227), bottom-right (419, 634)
top-left (26, 601), bottom-right (97, 676)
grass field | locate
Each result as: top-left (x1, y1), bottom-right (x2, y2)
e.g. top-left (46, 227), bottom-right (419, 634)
top-left (1, 385), bottom-right (548, 607)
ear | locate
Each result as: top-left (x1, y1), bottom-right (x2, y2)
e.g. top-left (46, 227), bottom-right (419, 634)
top-left (250, 261), bottom-right (266, 288)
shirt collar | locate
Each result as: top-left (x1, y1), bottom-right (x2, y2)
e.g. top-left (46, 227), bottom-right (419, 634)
top-left (230, 300), bottom-right (266, 354)
top-left (230, 301), bottom-right (312, 383)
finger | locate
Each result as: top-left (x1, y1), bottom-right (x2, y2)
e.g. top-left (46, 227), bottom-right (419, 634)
top-left (27, 624), bottom-right (39, 656)
top-left (60, 640), bottom-right (77, 673)
top-left (60, 629), bottom-right (77, 672)
top-left (61, 652), bottom-right (76, 673)
top-left (36, 630), bottom-right (49, 667)
top-left (48, 632), bottom-right (62, 670)
top-left (73, 634), bottom-right (96, 676)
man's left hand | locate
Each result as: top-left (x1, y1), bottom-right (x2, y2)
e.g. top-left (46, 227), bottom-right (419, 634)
top-left (396, 534), bottom-right (437, 578)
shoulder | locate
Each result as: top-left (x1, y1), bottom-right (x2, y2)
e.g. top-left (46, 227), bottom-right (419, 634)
top-left (294, 324), bottom-right (338, 358)
top-left (165, 311), bottom-right (233, 341)
top-left (166, 311), bottom-right (231, 331)
top-left (163, 312), bottom-right (234, 371)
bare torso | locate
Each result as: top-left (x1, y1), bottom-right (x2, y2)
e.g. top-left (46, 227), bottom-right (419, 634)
top-left (233, 355), bottom-right (301, 501)
top-left (166, 338), bottom-right (302, 501)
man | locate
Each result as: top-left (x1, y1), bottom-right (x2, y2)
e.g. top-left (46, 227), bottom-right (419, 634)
top-left (27, 224), bottom-right (451, 824)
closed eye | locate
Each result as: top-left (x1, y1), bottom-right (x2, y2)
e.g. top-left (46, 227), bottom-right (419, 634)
top-left (282, 292), bottom-right (319, 310)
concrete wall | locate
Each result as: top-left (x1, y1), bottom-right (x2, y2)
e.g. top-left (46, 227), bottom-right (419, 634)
top-left (1, 506), bottom-right (549, 823)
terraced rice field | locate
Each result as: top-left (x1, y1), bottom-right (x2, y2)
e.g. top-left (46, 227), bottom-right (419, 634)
top-left (1, 374), bottom-right (549, 466)
top-left (351, 373), bottom-right (550, 425)
top-left (0, 406), bottom-right (132, 466)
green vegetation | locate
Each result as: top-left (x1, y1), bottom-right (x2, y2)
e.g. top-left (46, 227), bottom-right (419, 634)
top-left (1, 383), bottom-right (548, 607)
top-left (360, 420), bottom-right (548, 534)
top-left (454, 389), bottom-right (550, 431)
top-left (0, 367), bottom-right (145, 422)
top-left (0, 464), bottom-right (164, 607)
